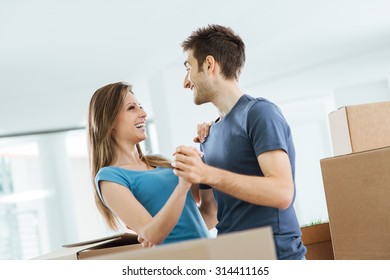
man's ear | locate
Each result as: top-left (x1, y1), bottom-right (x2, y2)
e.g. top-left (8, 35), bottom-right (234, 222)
top-left (204, 55), bottom-right (216, 74)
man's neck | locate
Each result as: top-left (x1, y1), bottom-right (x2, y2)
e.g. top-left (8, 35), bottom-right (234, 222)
top-left (212, 80), bottom-right (243, 118)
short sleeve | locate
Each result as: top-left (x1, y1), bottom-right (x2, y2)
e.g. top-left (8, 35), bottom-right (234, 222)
top-left (247, 100), bottom-right (290, 157)
top-left (95, 167), bottom-right (132, 206)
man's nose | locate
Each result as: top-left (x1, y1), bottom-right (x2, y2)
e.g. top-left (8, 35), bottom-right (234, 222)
top-left (183, 72), bottom-right (191, 89)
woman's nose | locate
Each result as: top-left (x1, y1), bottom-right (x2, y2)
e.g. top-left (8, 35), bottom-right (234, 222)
top-left (139, 108), bottom-right (147, 118)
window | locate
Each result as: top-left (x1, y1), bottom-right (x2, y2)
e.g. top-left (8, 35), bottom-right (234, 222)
top-left (0, 122), bottom-right (159, 259)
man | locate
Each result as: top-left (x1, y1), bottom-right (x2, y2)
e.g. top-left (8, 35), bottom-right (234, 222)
top-left (173, 24), bottom-right (306, 260)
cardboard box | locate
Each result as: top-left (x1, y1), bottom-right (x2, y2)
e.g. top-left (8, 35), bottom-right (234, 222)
top-left (33, 226), bottom-right (276, 260)
top-left (329, 101), bottom-right (390, 156)
top-left (320, 147), bottom-right (390, 259)
top-left (301, 222), bottom-right (334, 260)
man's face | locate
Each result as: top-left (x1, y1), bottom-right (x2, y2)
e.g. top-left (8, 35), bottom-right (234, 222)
top-left (183, 50), bottom-right (213, 105)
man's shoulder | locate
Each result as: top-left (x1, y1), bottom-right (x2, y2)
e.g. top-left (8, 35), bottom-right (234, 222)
top-left (244, 95), bottom-right (280, 115)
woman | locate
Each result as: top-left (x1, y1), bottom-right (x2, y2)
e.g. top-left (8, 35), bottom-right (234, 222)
top-left (87, 82), bottom-right (212, 246)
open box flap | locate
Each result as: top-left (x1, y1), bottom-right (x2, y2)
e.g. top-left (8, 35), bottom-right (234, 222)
top-left (63, 233), bottom-right (138, 249)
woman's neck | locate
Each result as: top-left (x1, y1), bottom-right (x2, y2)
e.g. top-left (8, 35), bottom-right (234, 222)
top-left (112, 143), bottom-right (150, 170)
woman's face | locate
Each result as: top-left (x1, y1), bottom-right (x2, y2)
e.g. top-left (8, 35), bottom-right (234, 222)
top-left (112, 90), bottom-right (148, 144)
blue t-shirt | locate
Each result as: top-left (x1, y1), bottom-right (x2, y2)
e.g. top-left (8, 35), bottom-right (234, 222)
top-left (95, 166), bottom-right (210, 244)
top-left (200, 94), bottom-right (306, 260)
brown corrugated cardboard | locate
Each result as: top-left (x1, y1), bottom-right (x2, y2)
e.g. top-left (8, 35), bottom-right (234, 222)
top-left (33, 226), bottom-right (276, 260)
top-left (301, 223), bottom-right (334, 260)
top-left (320, 147), bottom-right (390, 260)
top-left (328, 101), bottom-right (390, 156)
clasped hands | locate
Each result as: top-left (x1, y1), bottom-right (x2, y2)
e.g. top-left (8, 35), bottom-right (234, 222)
top-left (172, 146), bottom-right (206, 185)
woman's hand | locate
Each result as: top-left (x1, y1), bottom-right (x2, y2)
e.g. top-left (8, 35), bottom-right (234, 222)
top-left (177, 176), bottom-right (192, 192)
top-left (193, 121), bottom-right (213, 143)
top-left (137, 235), bottom-right (154, 248)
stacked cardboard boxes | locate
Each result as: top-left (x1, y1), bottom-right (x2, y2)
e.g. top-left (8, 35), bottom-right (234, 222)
top-left (320, 101), bottom-right (390, 260)
top-left (301, 222), bottom-right (334, 260)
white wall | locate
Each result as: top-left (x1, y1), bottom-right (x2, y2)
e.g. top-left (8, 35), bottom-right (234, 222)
top-left (277, 95), bottom-right (335, 225)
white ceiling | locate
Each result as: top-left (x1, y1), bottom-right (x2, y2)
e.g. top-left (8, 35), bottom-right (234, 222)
top-left (1, 0), bottom-right (390, 136)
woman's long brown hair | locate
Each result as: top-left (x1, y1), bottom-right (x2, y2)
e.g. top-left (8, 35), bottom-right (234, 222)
top-left (87, 82), bottom-right (171, 230)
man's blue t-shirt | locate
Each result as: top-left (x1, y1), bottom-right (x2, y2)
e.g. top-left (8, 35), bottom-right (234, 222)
top-left (95, 166), bottom-right (210, 244)
top-left (200, 94), bottom-right (306, 260)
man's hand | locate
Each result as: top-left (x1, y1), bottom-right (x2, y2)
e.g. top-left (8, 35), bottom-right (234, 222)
top-left (172, 146), bottom-right (208, 184)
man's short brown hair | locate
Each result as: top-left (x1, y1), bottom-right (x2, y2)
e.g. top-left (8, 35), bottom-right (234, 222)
top-left (181, 24), bottom-right (245, 81)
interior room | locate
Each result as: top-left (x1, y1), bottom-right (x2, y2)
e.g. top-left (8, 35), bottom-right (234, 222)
top-left (1, 0), bottom-right (390, 260)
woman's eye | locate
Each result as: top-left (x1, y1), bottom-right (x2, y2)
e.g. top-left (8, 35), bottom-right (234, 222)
top-left (127, 106), bottom-right (135, 110)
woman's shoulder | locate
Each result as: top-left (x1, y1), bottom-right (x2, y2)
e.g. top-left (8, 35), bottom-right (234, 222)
top-left (97, 165), bottom-right (118, 174)
top-left (96, 166), bottom-right (125, 180)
